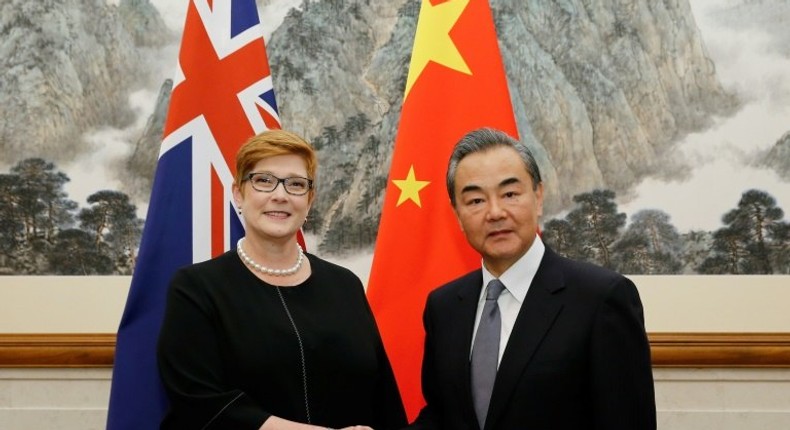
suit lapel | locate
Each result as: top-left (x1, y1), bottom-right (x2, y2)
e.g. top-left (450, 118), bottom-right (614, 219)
top-left (454, 272), bottom-right (484, 429)
top-left (485, 249), bottom-right (566, 429)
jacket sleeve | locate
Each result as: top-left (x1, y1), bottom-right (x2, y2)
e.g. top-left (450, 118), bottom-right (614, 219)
top-left (371, 329), bottom-right (409, 430)
top-left (589, 277), bottom-right (657, 430)
top-left (157, 268), bottom-right (270, 430)
top-left (404, 295), bottom-right (441, 430)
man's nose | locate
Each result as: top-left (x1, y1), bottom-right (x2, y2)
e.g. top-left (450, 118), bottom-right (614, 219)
top-left (486, 198), bottom-right (506, 220)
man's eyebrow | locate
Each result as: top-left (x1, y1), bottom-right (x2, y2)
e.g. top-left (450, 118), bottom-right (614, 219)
top-left (460, 177), bottom-right (521, 195)
top-left (460, 184), bottom-right (482, 195)
top-left (499, 177), bottom-right (520, 188)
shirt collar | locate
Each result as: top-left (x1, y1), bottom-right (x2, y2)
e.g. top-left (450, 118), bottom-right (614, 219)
top-left (481, 236), bottom-right (546, 303)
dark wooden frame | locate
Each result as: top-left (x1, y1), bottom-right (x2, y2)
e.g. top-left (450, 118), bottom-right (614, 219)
top-left (1, 333), bottom-right (790, 368)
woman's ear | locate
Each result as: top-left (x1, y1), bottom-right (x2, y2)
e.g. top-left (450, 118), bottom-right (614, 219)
top-left (232, 182), bottom-right (243, 212)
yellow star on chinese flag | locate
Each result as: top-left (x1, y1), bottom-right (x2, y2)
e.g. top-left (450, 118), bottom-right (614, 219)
top-left (404, 0), bottom-right (471, 99)
top-left (392, 165), bottom-right (430, 207)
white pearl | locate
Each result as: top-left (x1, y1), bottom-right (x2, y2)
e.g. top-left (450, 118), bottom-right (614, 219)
top-left (237, 237), bottom-right (304, 276)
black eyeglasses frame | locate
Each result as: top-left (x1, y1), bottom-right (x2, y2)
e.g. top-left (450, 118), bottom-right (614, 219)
top-left (243, 172), bottom-right (313, 196)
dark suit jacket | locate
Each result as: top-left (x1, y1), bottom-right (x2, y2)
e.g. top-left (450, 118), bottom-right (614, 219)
top-left (408, 247), bottom-right (656, 430)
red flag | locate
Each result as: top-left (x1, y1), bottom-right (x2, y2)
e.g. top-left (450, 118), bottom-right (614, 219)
top-left (367, 0), bottom-right (518, 420)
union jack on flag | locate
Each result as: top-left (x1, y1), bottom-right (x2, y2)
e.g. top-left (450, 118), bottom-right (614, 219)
top-left (107, 1), bottom-right (280, 428)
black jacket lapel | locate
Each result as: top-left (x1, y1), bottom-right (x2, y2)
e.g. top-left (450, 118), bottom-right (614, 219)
top-left (485, 249), bottom-right (566, 429)
top-left (455, 271), bottom-right (484, 428)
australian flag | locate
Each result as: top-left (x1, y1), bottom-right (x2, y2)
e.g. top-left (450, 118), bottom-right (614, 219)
top-left (106, 1), bottom-right (280, 428)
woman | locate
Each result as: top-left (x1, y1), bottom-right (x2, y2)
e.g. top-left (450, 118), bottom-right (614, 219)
top-left (157, 130), bottom-right (406, 430)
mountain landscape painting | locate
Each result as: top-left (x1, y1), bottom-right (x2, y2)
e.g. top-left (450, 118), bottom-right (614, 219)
top-left (1, 0), bottom-right (788, 276)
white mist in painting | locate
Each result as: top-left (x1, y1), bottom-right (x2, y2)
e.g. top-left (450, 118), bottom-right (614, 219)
top-left (303, 234), bottom-right (375, 287)
top-left (259, 0), bottom-right (304, 40)
top-left (62, 90), bottom-right (160, 219)
top-left (148, 0), bottom-right (302, 39)
top-left (146, 0), bottom-right (187, 32)
top-left (619, 0), bottom-right (790, 232)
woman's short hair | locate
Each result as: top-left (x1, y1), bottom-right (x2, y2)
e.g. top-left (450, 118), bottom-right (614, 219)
top-left (235, 129), bottom-right (318, 200)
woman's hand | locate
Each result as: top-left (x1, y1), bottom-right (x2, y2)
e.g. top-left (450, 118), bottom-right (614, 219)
top-left (261, 417), bottom-right (375, 430)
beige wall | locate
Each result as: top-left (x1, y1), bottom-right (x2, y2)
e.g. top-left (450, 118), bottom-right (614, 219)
top-left (1, 275), bottom-right (789, 333)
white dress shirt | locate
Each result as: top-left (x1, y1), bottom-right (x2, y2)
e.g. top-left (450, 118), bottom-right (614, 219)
top-left (470, 236), bottom-right (546, 366)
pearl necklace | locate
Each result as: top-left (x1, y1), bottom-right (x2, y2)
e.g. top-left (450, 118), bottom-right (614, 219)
top-left (236, 237), bottom-right (304, 276)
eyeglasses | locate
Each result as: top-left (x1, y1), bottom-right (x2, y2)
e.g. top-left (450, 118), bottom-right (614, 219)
top-left (244, 172), bottom-right (313, 196)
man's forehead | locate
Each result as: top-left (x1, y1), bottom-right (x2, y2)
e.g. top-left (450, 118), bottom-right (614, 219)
top-left (457, 148), bottom-right (527, 173)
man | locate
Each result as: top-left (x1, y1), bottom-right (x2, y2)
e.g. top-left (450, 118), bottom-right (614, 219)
top-left (408, 128), bottom-right (656, 430)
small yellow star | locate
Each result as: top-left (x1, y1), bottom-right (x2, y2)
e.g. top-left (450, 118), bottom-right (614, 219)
top-left (392, 165), bottom-right (431, 207)
top-left (404, 0), bottom-right (472, 99)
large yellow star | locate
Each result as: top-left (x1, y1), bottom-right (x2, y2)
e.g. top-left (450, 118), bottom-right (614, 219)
top-left (392, 165), bottom-right (431, 207)
top-left (404, 0), bottom-right (472, 99)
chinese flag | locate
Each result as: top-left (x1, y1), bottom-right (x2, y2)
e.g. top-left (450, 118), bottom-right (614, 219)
top-left (367, 0), bottom-right (518, 420)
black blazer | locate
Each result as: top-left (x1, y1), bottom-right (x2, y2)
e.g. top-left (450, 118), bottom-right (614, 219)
top-left (408, 247), bottom-right (656, 430)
